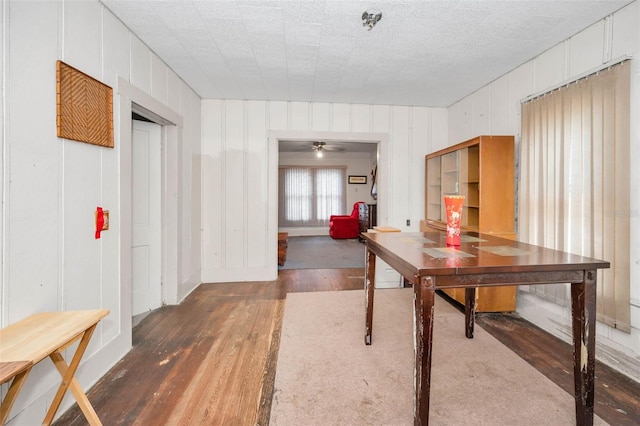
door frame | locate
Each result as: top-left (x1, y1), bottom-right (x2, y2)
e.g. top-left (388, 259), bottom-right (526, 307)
top-left (117, 78), bottom-right (182, 334)
top-left (267, 130), bottom-right (389, 280)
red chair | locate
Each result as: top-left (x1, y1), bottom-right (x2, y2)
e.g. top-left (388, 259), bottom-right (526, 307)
top-left (329, 202), bottom-right (365, 239)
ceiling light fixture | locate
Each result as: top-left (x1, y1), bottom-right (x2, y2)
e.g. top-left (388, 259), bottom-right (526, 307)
top-left (313, 141), bottom-right (326, 158)
top-left (362, 9), bottom-right (382, 31)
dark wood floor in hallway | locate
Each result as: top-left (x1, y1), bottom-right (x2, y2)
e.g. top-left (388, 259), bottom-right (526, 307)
top-left (55, 268), bottom-right (640, 425)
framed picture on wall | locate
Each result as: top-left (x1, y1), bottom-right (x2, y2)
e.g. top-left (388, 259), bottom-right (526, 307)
top-left (348, 175), bottom-right (367, 184)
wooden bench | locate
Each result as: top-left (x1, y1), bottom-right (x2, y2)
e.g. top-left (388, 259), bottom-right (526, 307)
top-left (0, 309), bottom-right (109, 425)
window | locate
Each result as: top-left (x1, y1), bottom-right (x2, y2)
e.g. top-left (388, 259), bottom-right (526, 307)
top-left (519, 60), bottom-right (630, 331)
top-left (278, 166), bottom-right (346, 227)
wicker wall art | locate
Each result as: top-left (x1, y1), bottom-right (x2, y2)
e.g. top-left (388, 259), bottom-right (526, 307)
top-left (56, 60), bottom-right (114, 148)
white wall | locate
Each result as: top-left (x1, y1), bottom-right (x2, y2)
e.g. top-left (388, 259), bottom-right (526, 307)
top-left (447, 2), bottom-right (640, 381)
top-left (0, 1), bottom-right (201, 423)
top-left (201, 101), bottom-right (447, 283)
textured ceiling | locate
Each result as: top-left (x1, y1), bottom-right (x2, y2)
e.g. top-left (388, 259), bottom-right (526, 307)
top-left (101, 0), bottom-right (632, 108)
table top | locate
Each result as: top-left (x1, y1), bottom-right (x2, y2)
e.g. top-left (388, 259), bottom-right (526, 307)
top-left (362, 231), bottom-right (610, 278)
top-left (0, 309), bottom-right (109, 364)
top-left (0, 361), bottom-right (32, 384)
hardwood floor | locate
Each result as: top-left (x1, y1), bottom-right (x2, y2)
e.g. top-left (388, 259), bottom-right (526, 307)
top-left (54, 268), bottom-right (640, 425)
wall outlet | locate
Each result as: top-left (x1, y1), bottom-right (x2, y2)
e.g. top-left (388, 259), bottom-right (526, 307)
top-left (406, 219), bottom-right (410, 226)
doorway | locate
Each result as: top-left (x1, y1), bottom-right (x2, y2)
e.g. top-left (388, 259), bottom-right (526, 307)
top-left (131, 118), bottom-right (162, 316)
top-left (270, 132), bottom-right (387, 270)
top-left (117, 79), bottom-right (183, 342)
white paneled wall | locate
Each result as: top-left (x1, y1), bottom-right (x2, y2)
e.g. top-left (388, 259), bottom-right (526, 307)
top-left (447, 1), bottom-right (640, 381)
top-left (1, 1), bottom-right (201, 423)
top-left (201, 101), bottom-right (447, 283)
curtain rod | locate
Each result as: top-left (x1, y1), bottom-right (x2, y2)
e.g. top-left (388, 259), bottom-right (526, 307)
top-left (521, 55), bottom-right (631, 104)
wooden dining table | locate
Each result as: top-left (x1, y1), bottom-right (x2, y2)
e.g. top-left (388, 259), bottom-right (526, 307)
top-left (0, 309), bottom-right (109, 425)
top-left (361, 231), bottom-right (610, 426)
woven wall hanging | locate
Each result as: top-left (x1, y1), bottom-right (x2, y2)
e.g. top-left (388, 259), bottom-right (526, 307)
top-left (56, 60), bottom-right (114, 148)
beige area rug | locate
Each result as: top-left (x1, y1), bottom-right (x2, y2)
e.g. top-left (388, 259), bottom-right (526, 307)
top-left (270, 289), bottom-right (608, 426)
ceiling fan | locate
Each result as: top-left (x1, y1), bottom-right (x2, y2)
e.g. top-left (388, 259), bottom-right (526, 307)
top-left (311, 141), bottom-right (344, 158)
top-left (278, 140), bottom-right (347, 155)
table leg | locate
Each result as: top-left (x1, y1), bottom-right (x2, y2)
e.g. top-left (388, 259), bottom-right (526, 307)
top-left (571, 271), bottom-right (597, 426)
top-left (0, 369), bottom-right (31, 425)
top-left (414, 276), bottom-right (435, 426)
top-left (364, 248), bottom-right (376, 345)
top-left (43, 323), bottom-right (102, 426)
top-left (464, 288), bottom-right (475, 339)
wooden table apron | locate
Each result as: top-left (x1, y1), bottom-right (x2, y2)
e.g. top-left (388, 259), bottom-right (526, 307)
top-left (0, 309), bottom-right (109, 426)
top-left (362, 231), bottom-right (609, 426)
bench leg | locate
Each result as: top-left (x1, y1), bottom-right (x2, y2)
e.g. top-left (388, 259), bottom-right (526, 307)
top-left (0, 369), bottom-right (31, 425)
top-left (44, 323), bottom-right (102, 426)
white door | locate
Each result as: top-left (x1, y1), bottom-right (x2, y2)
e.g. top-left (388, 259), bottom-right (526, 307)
top-left (132, 120), bottom-right (162, 316)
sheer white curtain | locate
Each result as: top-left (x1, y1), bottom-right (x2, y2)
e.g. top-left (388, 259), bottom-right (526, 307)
top-left (519, 60), bottom-right (630, 331)
top-left (278, 166), bottom-right (346, 227)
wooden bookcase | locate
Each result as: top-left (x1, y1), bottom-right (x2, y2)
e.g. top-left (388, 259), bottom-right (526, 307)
top-left (423, 135), bottom-right (516, 312)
